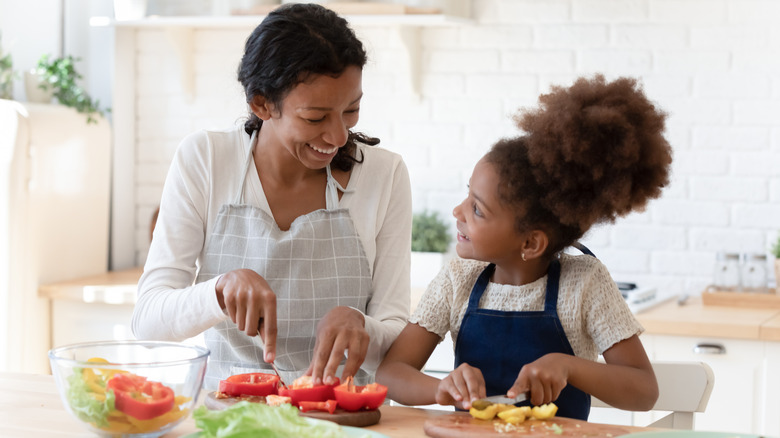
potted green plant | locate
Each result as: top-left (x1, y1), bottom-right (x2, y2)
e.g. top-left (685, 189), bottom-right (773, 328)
top-left (0, 33), bottom-right (15, 100)
top-left (771, 233), bottom-right (780, 294)
top-left (30, 54), bottom-right (108, 124)
top-left (410, 210), bottom-right (452, 288)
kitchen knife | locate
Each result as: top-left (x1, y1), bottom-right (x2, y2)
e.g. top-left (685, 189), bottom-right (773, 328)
top-left (472, 392), bottom-right (528, 409)
top-left (270, 362), bottom-right (288, 389)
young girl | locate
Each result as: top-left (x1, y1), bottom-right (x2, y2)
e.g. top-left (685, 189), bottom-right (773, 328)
top-left (376, 75), bottom-right (672, 420)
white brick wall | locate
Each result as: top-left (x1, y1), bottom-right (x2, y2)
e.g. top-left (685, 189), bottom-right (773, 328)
top-left (128, 0), bottom-right (780, 296)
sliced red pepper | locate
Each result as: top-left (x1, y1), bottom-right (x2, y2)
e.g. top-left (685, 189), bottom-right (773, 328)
top-left (278, 376), bottom-right (339, 407)
top-left (107, 373), bottom-right (175, 420)
top-left (333, 380), bottom-right (387, 411)
top-left (298, 399), bottom-right (338, 414)
top-left (218, 373), bottom-right (280, 397)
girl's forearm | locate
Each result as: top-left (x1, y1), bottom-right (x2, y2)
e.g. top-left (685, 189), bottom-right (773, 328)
top-left (563, 355), bottom-right (658, 411)
top-left (376, 361), bottom-right (442, 406)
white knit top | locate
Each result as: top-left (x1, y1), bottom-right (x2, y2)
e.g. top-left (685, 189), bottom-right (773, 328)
top-left (409, 253), bottom-right (643, 360)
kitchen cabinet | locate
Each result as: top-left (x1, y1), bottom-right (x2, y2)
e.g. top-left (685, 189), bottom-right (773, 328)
top-left (761, 312), bottom-right (780, 437)
top-left (0, 101), bottom-right (111, 373)
top-left (642, 334), bottom-right (764, 434)
top-left (764, 343), bottom-right (780, 437)
top-left (40, 267), bottom-right (142, 348)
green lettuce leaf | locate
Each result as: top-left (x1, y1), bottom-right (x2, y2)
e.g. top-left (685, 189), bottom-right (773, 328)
top-left (193, 401), bottom-right (355, 438)
top-left (65, 368), bottom-right (115, 428)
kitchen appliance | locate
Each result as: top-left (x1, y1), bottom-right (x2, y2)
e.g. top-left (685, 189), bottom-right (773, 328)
top-left (622, 286), bottom-right (660, 313)
top-left (0, 100), bottom-right (111, 373)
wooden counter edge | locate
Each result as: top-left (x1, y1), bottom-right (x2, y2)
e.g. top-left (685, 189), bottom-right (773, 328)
top-left (38, 267), bottom-right (144, 301)
top-left (635, 296), bottom-right (780, 342)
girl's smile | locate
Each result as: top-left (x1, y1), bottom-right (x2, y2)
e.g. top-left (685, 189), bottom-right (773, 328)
top-left (452, 157), bottom-right (524, 265)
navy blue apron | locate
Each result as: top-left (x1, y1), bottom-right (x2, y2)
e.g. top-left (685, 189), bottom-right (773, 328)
top-left (453, 257), bottom-right (591, 420)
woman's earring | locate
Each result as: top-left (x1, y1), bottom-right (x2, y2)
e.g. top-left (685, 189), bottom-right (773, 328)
top-left (522, 252), bottom-right (526, 261)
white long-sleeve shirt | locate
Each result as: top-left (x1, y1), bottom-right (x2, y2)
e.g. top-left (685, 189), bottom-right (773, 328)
top-left (132, 125), bottom-right (412, 374)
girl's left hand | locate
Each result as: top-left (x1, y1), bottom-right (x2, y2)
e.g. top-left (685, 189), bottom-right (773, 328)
top-left (507, 353), bottom-right (570, 406)
top-left (307, 306), bottom-right (369, 386)
top-left (435, 363), bottom-right (486, 410)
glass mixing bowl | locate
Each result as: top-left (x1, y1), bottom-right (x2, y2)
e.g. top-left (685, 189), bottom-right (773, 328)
top-left (49, 340), bottom-right (209, 438)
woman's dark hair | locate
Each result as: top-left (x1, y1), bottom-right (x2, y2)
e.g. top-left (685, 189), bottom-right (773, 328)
top-left (486, 74), bottom-right (673, 256)
top-left (237, 3), bottom-right (378, 171)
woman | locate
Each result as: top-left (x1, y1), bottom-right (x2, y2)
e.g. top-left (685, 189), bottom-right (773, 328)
top-left (132, 3), bottom-right (412, 390)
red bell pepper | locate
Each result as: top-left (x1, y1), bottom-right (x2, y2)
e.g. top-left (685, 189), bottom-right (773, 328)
top-left (298, 399), bottom-right (338, 414)
top-left (333, 380), bottom-right (387, 411)
top-left (106, 373), bottom-right (175, 420)
top-left (278, 375), bottom-right (340, 407)
top-left (218, 372), bottom-right (280, 397)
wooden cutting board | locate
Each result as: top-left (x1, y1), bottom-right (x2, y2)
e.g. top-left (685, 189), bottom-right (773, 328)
top-left (204, 391), bottom-right (381, 427)
top-left (424, 412), bottom-right (634, 437)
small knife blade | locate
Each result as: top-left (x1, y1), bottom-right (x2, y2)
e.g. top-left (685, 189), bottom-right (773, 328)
top-left (270, 363), bottom-right (288, 389)
top-left (477, 392), bottom-right (528, 406)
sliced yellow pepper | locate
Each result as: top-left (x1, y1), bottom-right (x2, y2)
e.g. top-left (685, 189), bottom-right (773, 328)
top-left (493, 403), bottom-right (515, 413)
top-left (498, 405), bottom-right (530, 423)
top-left (469, 403), bottom-right (499, 420)
top-left (531, 403), bottom-right (558, 420)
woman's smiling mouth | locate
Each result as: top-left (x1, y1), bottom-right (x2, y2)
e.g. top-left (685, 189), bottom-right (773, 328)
top-left (308, 143), bottom-right (338, 155)
top-left (457, 230), bottom-right (470, 242)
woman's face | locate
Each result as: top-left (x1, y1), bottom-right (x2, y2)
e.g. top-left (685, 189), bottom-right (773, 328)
top-left (259, 65), bottom-right (363, 169)
top-left (452, 158), bottom-right (525, 264)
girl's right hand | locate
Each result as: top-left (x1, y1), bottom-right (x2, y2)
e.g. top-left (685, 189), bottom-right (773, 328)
top-left (435, 363), bottom-right (487, 410)
top-left (216, 269), bottom-right (278, 362)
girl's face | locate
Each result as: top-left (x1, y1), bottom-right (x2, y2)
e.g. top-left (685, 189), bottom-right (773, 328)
top-left (257, 65), bottom-right (363, 169)
top-left (453, 158), bottom-right (525, 264)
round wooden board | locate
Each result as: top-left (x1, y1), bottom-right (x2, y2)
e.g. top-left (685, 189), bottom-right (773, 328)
top-left (423, 412), bottom-right (634, 437)
top-left (204, 391), bottom-right (381, 427)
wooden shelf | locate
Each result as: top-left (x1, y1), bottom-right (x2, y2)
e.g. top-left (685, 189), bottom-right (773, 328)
top-left (110, 13), bottom-right (470, 27)
top-left (702, 287), bottom-right (780, 309)
top-left (39, 267), bottom-right (143, 304)
top-left (100, 2), bottom-right (471, 99)
top-left (104, 2), bottom-right (472, 29)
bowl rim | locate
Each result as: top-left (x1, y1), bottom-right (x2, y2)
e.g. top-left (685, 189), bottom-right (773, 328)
top-left (48, 340), bottom-right (210, 368)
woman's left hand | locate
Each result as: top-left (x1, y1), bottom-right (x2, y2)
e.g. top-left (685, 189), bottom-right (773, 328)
top-left (507, 353), bottom-right (570, 406)
top-left (307, 306), bottom-right (369, 385)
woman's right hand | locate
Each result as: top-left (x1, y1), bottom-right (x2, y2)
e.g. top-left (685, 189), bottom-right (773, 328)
top-left (216, 269), bottom-right (278, 362)
top-left (435, 362), bottom-right (487, 410)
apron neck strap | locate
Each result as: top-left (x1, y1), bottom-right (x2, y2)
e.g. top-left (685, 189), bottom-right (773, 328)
top-left (543, 259), bottom-right (561, 314)
top-left (466, 263), bottom-right (496, 309)
top-left (325, 166), bottom-right (342, 210)
top-left (571, 242), bottom-right (596, 257)
top-left (234, 131), bottom-right (258, 204)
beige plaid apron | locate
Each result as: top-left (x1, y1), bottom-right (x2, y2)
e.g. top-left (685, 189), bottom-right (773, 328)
top-left (197, 135), bottom-right (373, 390)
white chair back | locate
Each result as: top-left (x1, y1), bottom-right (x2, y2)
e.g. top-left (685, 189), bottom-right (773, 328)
top-left (591, 361), bottom-right (715, 430)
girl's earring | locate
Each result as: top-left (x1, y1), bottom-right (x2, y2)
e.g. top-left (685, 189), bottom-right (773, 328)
top-left (521, 252), bottom-right (526, 261)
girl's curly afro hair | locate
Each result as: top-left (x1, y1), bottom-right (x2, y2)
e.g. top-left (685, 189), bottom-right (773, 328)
top-left (486, 74), bottom-right (673, 255)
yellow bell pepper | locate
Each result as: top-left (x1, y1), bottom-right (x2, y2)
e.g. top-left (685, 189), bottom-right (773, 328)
top-left (497, 405), bottom-right (531, 423)
top-left (531, 403), bottom-right (558, 420)
top-left (493, 403), bottom-right (515, 413)
top-left (469, 403), bottom-right (499, 420)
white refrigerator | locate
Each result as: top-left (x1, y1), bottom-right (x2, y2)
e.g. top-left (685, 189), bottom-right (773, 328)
top-left (0, 100), bottom-right (111, 373)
